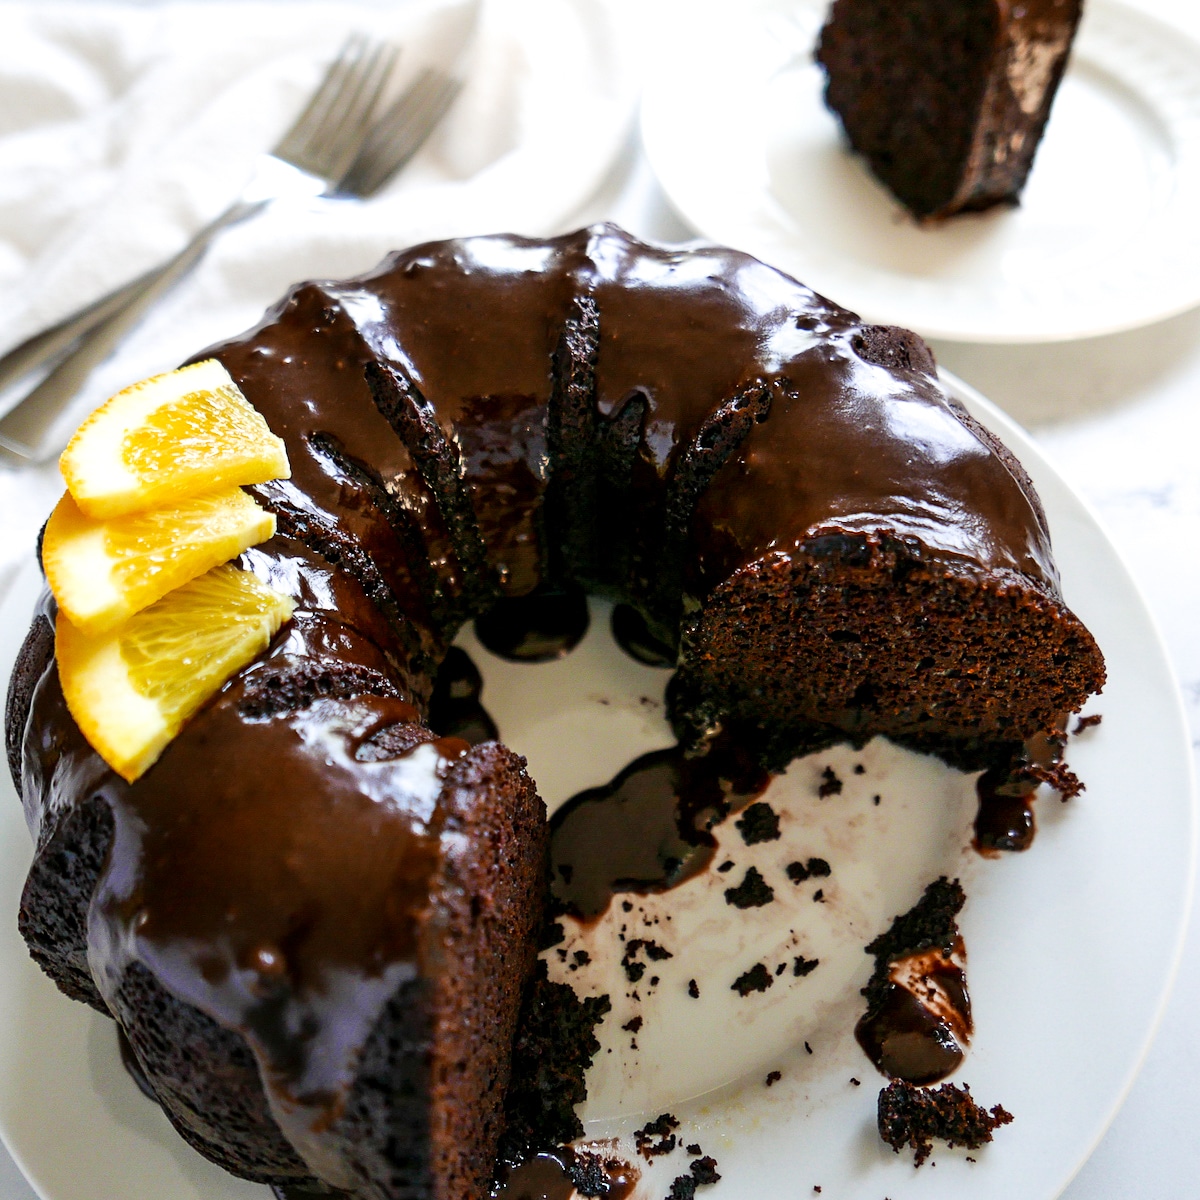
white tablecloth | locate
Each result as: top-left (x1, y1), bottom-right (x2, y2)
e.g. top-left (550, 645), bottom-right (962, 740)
top-left (2, 1), bottom-right (1199, 1196)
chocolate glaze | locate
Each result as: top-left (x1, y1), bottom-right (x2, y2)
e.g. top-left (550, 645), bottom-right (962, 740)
top-left (549, 735), bottom-right (770, 920)
top-left (475, 585), bottom-right (590, 663)
top-left (974, 767), bottom-right (1036, 853)
top-left (15, 226), bottom-right (1075, 1190)
top-left (855, 940), bottom-right (973, 1085)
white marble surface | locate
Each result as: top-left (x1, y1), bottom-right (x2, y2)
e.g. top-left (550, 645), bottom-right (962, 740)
top-left (2, 1), bottom-right (1200, 1197)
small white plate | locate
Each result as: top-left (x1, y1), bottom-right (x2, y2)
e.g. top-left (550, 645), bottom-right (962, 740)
top-left (0, 373), bottom-right (1193, 1200)
top-left (641, 0), bottom-right (1200, 344)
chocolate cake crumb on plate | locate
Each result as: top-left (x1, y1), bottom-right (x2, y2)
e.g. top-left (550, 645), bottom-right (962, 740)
top-left (635, 1113), bottom-right (680, 1159)
top-left (734, 801), bottom-right (781, 844)
top-left (723, 866), bottom-right (775, 909)
top-left (817, 767), bottom-right (843, 797)
top-left (731, 963), bottom-right (774, 996)
top-left (877, 1080), bottom-right (1013, 1166)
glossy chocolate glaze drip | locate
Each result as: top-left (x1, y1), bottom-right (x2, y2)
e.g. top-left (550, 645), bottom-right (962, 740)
top-left (855, 939), bottom-right (973, 1084)
top-left (85, 684), bottom-right (469, 1186)
top-left (549, 734), bottom-right (770, 920)
top-left (856, 879), bottom-right (971, 1085)
top-left (492, 1149), bottom-right (637, 1200)
top-left (475, 585), bottom-right (590, 663)
top-left (427, 646), bottom-right (499, 746)
top-left (974, 723), bottom-right (1066, 854)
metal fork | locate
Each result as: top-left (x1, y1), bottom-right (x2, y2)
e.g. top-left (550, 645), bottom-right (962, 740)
top-left (0, 31), bottom-right (467, 465)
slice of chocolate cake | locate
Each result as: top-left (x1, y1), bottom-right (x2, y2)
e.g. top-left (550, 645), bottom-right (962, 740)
top-left (816, 0), bottom-right (1083, 219)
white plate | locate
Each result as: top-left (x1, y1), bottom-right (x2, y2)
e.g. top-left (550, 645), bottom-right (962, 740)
top-left (0, 373), bottom-right (1193, 1200)
top-left (641, 0), bottom-right (1200, 344)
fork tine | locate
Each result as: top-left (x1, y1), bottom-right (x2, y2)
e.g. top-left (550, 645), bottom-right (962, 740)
top-left (336, 69), bottom-right (463, 198)
top-left (305, 41), bottom-right (398, 179)
top-left (273, 34), bottom-right (368, 163)
top-left (274, 36), bottom-right (398, 181)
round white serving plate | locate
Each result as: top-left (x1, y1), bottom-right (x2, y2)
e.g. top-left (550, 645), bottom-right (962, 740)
top-left (641, 0), bottom-right (1200, 344)
top-left (0, 372), bottom-right (1193, 1200)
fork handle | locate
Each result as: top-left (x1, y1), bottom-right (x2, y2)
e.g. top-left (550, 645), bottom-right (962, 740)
top-left (0, 197), bottom-right (268, 404)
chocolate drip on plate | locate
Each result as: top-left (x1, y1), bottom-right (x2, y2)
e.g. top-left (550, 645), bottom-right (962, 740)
top-left (549, 734), bottom-right (770, 920)
top-left (856, 878), bottom-right (972, 1085)
top-left (611, 604), bottom-right (676, 668)
top-left (475, 585), bottom-right (590, 663)
top-left (492, 1148), bottom-right (637, 1200)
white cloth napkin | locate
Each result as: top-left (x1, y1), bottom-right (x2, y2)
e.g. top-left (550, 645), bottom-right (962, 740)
top-left (0, 0), bottom-right (639, 601)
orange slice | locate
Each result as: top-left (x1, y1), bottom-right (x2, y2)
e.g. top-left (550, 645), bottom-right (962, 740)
top-left (56, 564), bottom-right (293, 781)
top-left (59, 359), bottom-right (289, 519)
top-left (43, 488), bottom-right (276, 636)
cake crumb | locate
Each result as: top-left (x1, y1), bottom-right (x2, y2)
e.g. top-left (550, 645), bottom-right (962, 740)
top-left (732, 963), bottom-right (773, 996)
top-left (717, 860), bottom-right (735, 873)
top-left (854, 764), bottom-right (865, 774)
top-left (765, 1071), bottom-right (782, 1086)
top-left (794, 955), bottom-right (820, 977)
top-left (622, 938), bottom-right (673, 983)
top-left (818, 766), bottom-right (843, 797)
top-left (1074, 713), bottom-right (1102, 734)
top-left (877, 1080), bottom-right (1013, 1167)
top-left (724, 866), bottom-right (775, 908)
top-left (687, 979), bottom-right (700, 999)
top-left (804, 1041), bottom-right (813, 1054)
top-left (786, 857), bottom-right (831, 884)
top-left (735, 801), bottom-right (781, 845)
top-left (665, 1155), bottom-right (722, 1199)
top-left (635, 1113), bottom-right (680, 1159)
top-left (850, 1077), bottom-right (861, 1086)
top-left (873, 794), bottom-right (881, 805)
top-left (812, 888), bottom-right (825, 903)
top-left (1023, 760), bottom-right (1085, 801)
top-left (686, 1144), bottom-right (702, 1156)
top-left (622, 1016), bottom-right (643, 1033)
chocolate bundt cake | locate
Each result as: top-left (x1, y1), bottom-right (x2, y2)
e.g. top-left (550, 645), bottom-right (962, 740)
top-left (5, 225), bottom-right (1104, 1197)
top-left (816, 0), bottom-right (1083, 219)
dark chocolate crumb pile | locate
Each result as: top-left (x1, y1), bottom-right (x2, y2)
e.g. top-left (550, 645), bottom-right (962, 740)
top-left (817, 767), bottom-right (843, 797)
top-left (496, 959), bottom-right (612, 1167)
top-left (731, 962), bottom-right (773, 996)
top-left (666, 1156), bottom-right (722, 1200)
top-left (786, 857), bottom-right (831, 884)
top-left (622, 938), bottom-right (673, 983)
top-left (723, 866), bottom-right (774, 909)
top-left (735, 801), bottom-right (781, 845)
top-left (635, 1113), bottom-right (680, 1159)
top-left (877, 1080), bottom-right (1013, 1167)
top-left (793, 955), bottom-right (819, 977)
